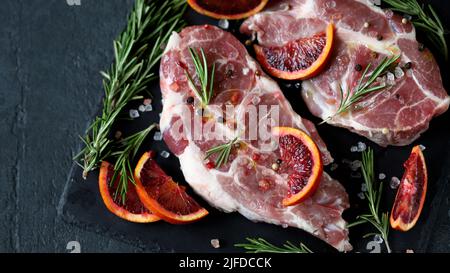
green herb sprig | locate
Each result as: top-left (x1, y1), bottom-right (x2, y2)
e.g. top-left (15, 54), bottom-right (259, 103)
top-left (205, 137), bottom-right (239, 168)
top-left (383, 0), bottom-right (448, 60)
top-left (185, 47), bottom-right (216, 107)
top-left (347, 148), bottom-right (391, 253)
top-left (235, 238), bottom-right (312, 253)
top-left (75, 0), bottom-right (187, 178)
top-left (321, 55), bottom-right (400, 124)
top-left (110, 124), bottom-right (157, 204)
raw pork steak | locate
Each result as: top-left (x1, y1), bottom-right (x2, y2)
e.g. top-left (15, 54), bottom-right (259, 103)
top-left (241, 0), bottom-right (450, 146)
top-left (159, 25), bottom-right (352, 251)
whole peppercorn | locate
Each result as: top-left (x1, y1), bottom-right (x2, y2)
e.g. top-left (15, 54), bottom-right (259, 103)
top-left (186, 96), bottom-right (194, 104)
top-left (404, 62), bottom-right (412, 69)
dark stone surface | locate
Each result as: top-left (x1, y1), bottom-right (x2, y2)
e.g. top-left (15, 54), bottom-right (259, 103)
top-left (0, 0), bottom-right (449, 253)
top-left (0, 0), bottom-right (140, 252)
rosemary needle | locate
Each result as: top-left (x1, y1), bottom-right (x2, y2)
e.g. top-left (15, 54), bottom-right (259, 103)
top-left (383, 0), bottom-right (448, 60)
top-left (185, 47), bottom-right (216, 107)
top-left (321, 55), bottom-right (400, 124)
top-left (110, 124), bottom-right (157, 204)
top-left (205, 137), bottom-right (239, 169)
top-left (235, 238), bottom-right (313, 253)
top-left (75, 0), bottom-right (187, 178)
top-left (347, 148), bottom-right (392, 253)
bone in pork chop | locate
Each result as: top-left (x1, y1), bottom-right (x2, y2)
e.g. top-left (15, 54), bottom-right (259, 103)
top-left (159, 25), bottom-right (352, 251)
top-left (241, 0), bottom-right (450, 146)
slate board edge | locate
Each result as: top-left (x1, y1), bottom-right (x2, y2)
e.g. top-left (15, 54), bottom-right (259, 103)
top-left (58, 121), bottom-right (450, 253)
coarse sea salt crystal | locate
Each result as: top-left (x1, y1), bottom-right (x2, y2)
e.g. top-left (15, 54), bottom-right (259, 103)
top-left (419, 144), bottom-right (426, 151)
top-left (129, 109), bottom-right (140, 119)
top-left (242, 68), bottom-right (250, 75)
top-left (379, 173), bottom-right (386, 180)
top-left (350, 146), bottom-right (359, 152)
top-left (394, 66), bottom-right (405, 78)
top-left (138, 104), bottom-right (146, 112)
top-left (351, 160), bottom-right (362, 171)
top-left (218, 19), bottom-right (229, 29)
top-left (390, 176), bottom-right (400, 189)
top-left (295, 83), bottom-right (301, 89)
top-left (160, 150), bottom-right (170, 158)
top-left (387, 72), bottom-right (395, 85)
top-left (210, 239), bottom-right (220, 249)
top-left (357, 142), bottom-right (367, 152)
top-left (351, 172), bottom-right (362, 179)
top-left (374, 234), bottom-right (383, 244)
top-left (144, 104), bottom-right (153, 112)
top-left (357, 192), bottom-right (365, 200)
top-left (361, 183), bottom-right (368, 192)
top-left (153, 131), bottom-right (162, 141)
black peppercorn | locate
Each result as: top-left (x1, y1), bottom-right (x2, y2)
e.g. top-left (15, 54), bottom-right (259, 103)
top-left (404, 62), bottom-right (412, 69)
top-left (217, 116), bottom-right (225, 123)
top-left (276, 159), bottom-right (282, 164)
top-left (376, 34), bottom-right (383, 41)
top-left (186, 96), bottom-right (194, 104)
top-left (355, 64), bottom-right (363, 72)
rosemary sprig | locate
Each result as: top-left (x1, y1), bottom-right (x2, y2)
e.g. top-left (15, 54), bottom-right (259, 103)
top-left (383, 0), bottom-right (448, 60)
top-left (235, 238), bottom-right (312, 253)
top-left (204, 137), bottom-right (239, 168)
top-left (347, 148), bottom-right (391, 253)
top-left (110, 124), bottom-right (157, 204)
top-left (75, 0), bottom-right (187, 178)
top-left (321, 55), bottom-right (400, 124)
top-left (185, 47), bottom-right (216, 107)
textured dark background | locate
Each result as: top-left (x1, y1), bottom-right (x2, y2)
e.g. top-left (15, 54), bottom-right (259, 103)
top-left (0, 0), bottom-right (449, 253)
top-left (0, 0), bottom-right (140, 253)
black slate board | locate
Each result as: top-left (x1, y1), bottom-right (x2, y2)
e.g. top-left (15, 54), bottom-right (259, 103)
top-left (58, 3), bottom-right (450, 253)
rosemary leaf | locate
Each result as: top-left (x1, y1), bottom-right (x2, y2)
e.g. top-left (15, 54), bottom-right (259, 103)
top-left (185, 47), bottom-right (216, 107)
top-left (75, 0), bottom-right (187, 178)
top-left (205, 138), bottom-right (239, 168)
top-left (348, 148), bottom-right (392, 253)
top-left (235, 238), bottom-right (312, 253)
top-left (111, 124), bottom-right (157, 204)
top-left (383, 0), bottom-right (448, 60)
top-left (321, 55), bottom-right (400, 124)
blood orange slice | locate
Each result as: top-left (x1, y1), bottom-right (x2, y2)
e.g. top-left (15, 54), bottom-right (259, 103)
top-left (134, 151), bottom-right (209, 224)
top-left (255, 23), bottom-right (334, 80)
top-left (390, 146), bottom-right (428, 231)
top-left (187, 0), bottom-right (269, 20)
top-left (98, 161), bottom-right (160, 223)
top-left (273, 127), bottom-right (323, 206)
